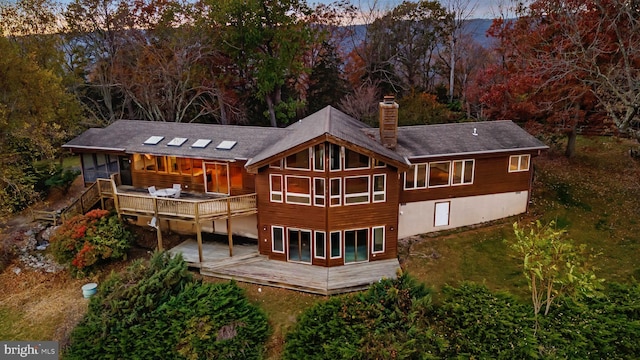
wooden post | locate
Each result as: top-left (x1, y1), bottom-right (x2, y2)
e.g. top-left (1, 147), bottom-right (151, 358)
top-left (227, 198), bottom-right (233, 257)
top-left (111, 177), bottom-right (121, 220)
top-left (195, 203), bottom-right (203, 264)
top-left (154, 197), bottom-right (163, 250)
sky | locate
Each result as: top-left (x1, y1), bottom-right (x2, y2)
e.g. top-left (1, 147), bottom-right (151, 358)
top-left (313, 0), bottom-right (507, 19)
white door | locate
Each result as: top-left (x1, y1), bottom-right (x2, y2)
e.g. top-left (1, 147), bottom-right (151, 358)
top-left (434, 202), bottom-right (450, 227)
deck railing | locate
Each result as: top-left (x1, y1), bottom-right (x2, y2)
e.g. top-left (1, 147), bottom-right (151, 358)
top-left (115, 191), bottom-right (257, 220)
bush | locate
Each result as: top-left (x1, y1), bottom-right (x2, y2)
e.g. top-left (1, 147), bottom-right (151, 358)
top-left (44, 166), bottom-right (80, 194)
top-left (50, 209), bottom-right (132, 276)
top-left (66, 252), bottom-right (270, 359)
top-left (283, 273), bottom-right (445, 359)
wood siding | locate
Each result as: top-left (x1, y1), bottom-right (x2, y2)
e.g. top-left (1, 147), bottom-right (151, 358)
top-left (400, 152), bottom-right (535, 204)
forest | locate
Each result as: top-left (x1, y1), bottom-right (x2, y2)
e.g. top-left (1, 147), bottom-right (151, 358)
top-left (1, 0), bottom-right (639, 214)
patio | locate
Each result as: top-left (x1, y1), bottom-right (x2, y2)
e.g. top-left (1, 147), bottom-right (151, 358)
top-left (168, 238), bottom-right (401, 295)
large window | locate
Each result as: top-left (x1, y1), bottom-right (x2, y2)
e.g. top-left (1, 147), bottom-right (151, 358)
top-left (82, 153), bottom-right (119, 182)
top-left (330, 231), bottom-right (341, 258)
top-left (429, 162), bottom-right (451, 187)
top-left (315, 231), bottom-right (326, 259)
top-left (373, 174), bottom-right (386, 202)
top-left (344, 148), bottom-right (369, 169)
top-left (314, 178), bottom-right (325, 206)
top-left (285, 176), bottom-right (311, 205)
top-left (272, 226), bottom-right (284, 253)
top-left (285, 149), bottom-right (310, 170)
top-left (509, 154), bottom-right (530, 172)
top-left (405, 164), bottom-right (427, 190)
top-left (270, 174), bottom-right (283, 202)
top-left (313, 144), bottom-right (324, 171)
top-left (344, 176), bottom-right (369, 205)
top-left (452, 159), bottom-right (474, 185)
top-left (372, 226), bottom-right (385, 253)
top-left (330, 178), bottom-right (341, 206)
top-left (329, 144), bottom-right (341, 171)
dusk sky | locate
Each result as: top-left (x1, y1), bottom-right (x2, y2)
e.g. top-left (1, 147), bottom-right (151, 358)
top-left (313, 0), bottom-right (510, 19)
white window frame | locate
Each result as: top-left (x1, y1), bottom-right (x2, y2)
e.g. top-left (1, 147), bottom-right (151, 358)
top-left (329, 178), bottom-right (341, 207)
top-left (404, 163), bottom-right (428, 190)
top-left (313, 144), bottom-right (325, 172)
top-left (373, 159), bottom-right (387, 168)
top-left (330, 231), bottom-right (342, 259)
top-left (343, 148), bottom-right (370, 170)
top-left (313, 177), bottom-right (325, 207)
top-left (509, 154), bottom-right (530, 172)
top-left (314, 231), bottom-right (326, 259)
top-left (344, 175), bottom-right (370, 205)
top-left (451, 159), bottom-right (475, 186)
top-left (285, 175), bottom-right (311, 205)
top-left (272, 226), bottom-right (285, 253)
top-left (269, 174), bottom-right (283, 203)
top-left (269, 159), bottom-right (283, 169)
top-left (284, 148), bottom-right (311, 170)
top-left (372, 226), bottom-right (385, 253)
top-left (428, 161), bottom-right (452, 188)
top-left (372, 174), bottom-right (386, 203)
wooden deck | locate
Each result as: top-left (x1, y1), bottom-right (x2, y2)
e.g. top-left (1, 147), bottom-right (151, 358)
top-left (168, 239), bottom-right (400, 295)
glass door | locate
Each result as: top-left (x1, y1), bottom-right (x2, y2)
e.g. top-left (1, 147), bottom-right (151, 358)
top-left (203, 162), bottom-right (229, 194)
top-left (288, 229), bottom-right (312, 263)
top-left (344, 229), bottom-right (368, 263)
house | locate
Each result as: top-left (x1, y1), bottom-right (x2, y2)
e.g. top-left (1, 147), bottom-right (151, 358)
top-left (63, 97), bottom-right (547, 292)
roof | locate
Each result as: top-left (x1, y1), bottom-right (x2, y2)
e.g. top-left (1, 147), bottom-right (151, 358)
top-left (362, 120), bottom-right (548, 160)
top-left (63, 120), bottom-right (284, 161)
top-left (245, 106), bottom-right (408, 168)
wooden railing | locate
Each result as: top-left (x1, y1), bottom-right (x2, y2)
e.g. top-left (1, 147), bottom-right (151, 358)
top-left (115, 192), bottom-right (257, 220)
top-left (60, 181), bottom-right (101, 222)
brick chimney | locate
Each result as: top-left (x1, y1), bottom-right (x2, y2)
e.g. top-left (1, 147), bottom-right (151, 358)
top-left (379, 95), bottom-right (399, 149)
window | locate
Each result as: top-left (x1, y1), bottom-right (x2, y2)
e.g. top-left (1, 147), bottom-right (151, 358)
top-left (429, 162), bottom-right (451, 187)
top-left (373, 174), bottom-right (386, 202)
top-left (330, 178), bottom-right (341, 206)
top-left (372, 226), bottom-right (385, 253)
top-left (269, 159), bottom-right (282, 169)
top-left (168, 156), bottom-right (179, 174)
top-left (315, 231), bottom-right (326, 259)
top-left (344, 148), bottom-right (369, 169)
top-left (313, 144), bottom-right (325, 171)
top-left (373, 159), bottom-right (387, 168)
top-left (270, 174), bottom-right (283, 202)
top-left (405, 164), bottom-right (427, 189)
top-left (314, 178), bottom-right (325, 206)
top-left (344, 176), bottom-right (369, 205)
top-left (329, 144), bottom-right (341, 171)
top-left (509, 154), bottom-right (530, 172)
top-left (285, 176), bottom-right (311, 204)
top-left (452, 160), bottom-right (474, 185)
top-left (272, 226), bottom-right (284, 253)
top-left (285, 149), bottom-right (310, 170)
top-left (330, 231), bottom-right (341, 258)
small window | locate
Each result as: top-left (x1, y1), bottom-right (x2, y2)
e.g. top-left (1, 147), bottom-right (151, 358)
top-left (270, 174), bottom-right (283, 202)
top-left (373, 159), bottom-right (386, 168)
top-left (330, 231), bottom-right (341, 258)
top-left (314, 178), bottom-right (325, 206)
top-left (509, 154), bottom-right (530, 172)
top-left (285, 176), bottom-right (311, 205)
top-left (269, 159), bottom-right (283, 169)
top-left (314, 144), bottom-right (325, 171)
top-left (344, 148), bottom-right (369, 169)
top-left (156, 156), bottom-right (166, 172)
top-left (452, 159), bottom-right (474, 185)
top-left (344, 176), bottom-right (369, 205)
top-left (405, 164), bottom-right (427, 190)
top-left (315, 231), bottom-right (326, 259)
top-left (143, 136), bottom-right (164, 145)
top-left (168, 156), bottom-right (179, 174)
top-left (373, 174), bottom-right (386, 202)
top-left (272, 226), bottom-right (285, 253)
top-left (167, 137), bottom-right (187, 147)
top-left (372, 226), bottom-right (385, 253)
top-left (429, 162), bottom-right (451, 187)
top-left (285, 149), bottom-right (310, 170)
top-left (329, 144), bottom-right (341, 171)
top-left (330, 178), bottom-right (341, 206)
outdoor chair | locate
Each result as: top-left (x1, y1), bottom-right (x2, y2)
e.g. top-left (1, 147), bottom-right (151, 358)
top-left (172, 184), bottom-right (181, 198)
top-left (147, 216), bottom-right (158, 229)
top-left (148, 186), bottom-right (157, 196)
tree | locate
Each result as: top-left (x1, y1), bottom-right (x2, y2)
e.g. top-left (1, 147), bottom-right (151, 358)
top-left (508, 220), bottom-right (600, 318)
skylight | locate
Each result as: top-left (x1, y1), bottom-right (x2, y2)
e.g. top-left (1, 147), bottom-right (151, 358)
top-left (167, 137), bottom-right (187, 146)
top-left (144, 136), bottom-right (164, 145)
top-left (216, 140), bottom-right (237, 150)
top-left (191, 139), bottom-right (212, 148)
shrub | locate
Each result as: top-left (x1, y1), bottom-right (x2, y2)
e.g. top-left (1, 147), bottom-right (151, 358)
top-left (44, 166), bottom-right (80, 194)
top-left (66, 252), bottom-right (269, 360)
top-left (283, 273), bottom-right (445, 359)
top-left (50, 209), bottom-right (132, 276)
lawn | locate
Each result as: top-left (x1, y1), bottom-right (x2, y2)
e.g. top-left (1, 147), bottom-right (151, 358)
top-left (1, 136), bottom-right (639, 359)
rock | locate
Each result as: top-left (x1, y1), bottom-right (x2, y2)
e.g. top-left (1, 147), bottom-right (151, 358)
top-left (13, 267), bottom-right (21, 275)
top-left (40, 226), bottom-right (58, 241)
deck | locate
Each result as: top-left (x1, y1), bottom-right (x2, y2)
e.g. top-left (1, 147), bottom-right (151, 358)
top-left (168, 239), bottom-right (401, 295)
